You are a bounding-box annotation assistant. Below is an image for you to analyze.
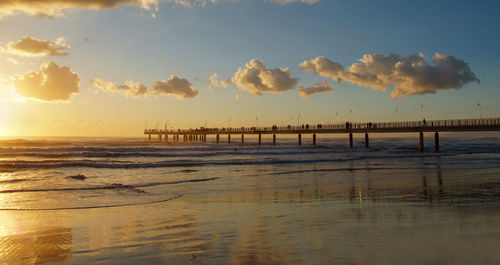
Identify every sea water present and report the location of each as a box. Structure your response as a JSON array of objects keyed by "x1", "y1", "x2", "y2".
[{"x1": 0, "y1": 133, "x2": 499, "y2": 264}]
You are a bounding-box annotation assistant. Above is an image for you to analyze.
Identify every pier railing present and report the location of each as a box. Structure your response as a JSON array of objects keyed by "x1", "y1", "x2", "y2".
[{"x1": 145, "y1": 118, "x2": 500, "y2": 135}]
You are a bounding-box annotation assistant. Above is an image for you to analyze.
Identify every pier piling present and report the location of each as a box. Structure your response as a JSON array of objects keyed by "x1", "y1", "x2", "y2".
[
  {"x1": 241, "y1": 134, "x2": 244, "y2": 143},
  {"x1": 228, "y1": 134, "x2": 231, "y2": 144},
  {"x1": 259, "y1": 133, "x2": 262, "y2": 146},
  {"x1": 273, "y1": 134, "x2": 276, "y2": 146},
  {"x1": 298, "y1": 133, "x2": 302, "y2": 146},
  {"x1": 313, "y1": 133, "x2": 316, "y2": 146},
  {"x1": 349, "y1": 133, "x2": 353, "y2": 148},
  {"x1": 216, "y1": 134, "x2": 220, "y2": 144},
  {"x1": 365, "y1": 133, "x2": 369, "y2": 148},
  {"x1": 434, "y1": 132, "x2": 439, "y2": 152}
]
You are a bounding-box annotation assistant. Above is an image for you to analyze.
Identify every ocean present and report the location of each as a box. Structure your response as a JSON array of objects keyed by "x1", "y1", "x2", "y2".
[{"x1": 0, "y1": 133, "x2": 499, "y2": 264}]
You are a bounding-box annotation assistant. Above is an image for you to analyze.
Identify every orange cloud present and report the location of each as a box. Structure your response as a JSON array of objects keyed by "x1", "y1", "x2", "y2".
[
  {"x1": 13, "y1": 61, "x2": 80, "y2": 101},
  {"x1": 92, "y1": 78, "x2": 148, "y2": 97},
  {"x1": 7, "y1": 36, "x2": 70, "y2": 57},
  {"x1": 0, "y1": 0, "x2": 158, "y2": 18}
]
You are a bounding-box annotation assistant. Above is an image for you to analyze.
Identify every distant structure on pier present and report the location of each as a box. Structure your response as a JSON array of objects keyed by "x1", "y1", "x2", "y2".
[{"x1": 145, "y1": 118, "x2": 500, "y2": 152}]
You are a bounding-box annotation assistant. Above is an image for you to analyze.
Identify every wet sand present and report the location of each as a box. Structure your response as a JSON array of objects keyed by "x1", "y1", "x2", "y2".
[{"x1": 1, "y1": 167, "x2": 499, "y2": 264}]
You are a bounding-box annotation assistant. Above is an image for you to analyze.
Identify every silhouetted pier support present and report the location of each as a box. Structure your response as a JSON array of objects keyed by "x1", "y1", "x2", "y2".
[
  {"x1": 148, "y1": 135, "x2": 151, "y2": 141},
  {"x1": 165, "y1": 134, "x2": 168, "y2": 143},
  {"x1": 259, "y1": 133, "x2": 262, "y2": 146},
  {"x1": 434, "y1": 132, "x2": 439, "y2": 152},
  {"x1": 228, "y1": 134, "x2": 231, "y2": 144},
  {"x1": 364, "y1": 132, "x2": 369, "y2": 148},
  {"x1": 273, "y1": 134, "x2": 276, "y2": 146},
  {"x1": 216, "y1": 134, "x2": 220, "y2": 143},
  {"x1": 349, "y1": 132, "x2": 353, "y2": 148},
  {"x1": 419, "y1": 132, "x2": 424, "y2": 152},
  {"x1": 158, "y1": 135, "x2": 162, "y2": 142},
  {"x1": 313, "y1": 133, "x2": 317, "y2": 146},
  {"x1": 241, "y1": 134, "x2": 244, "y2": 143},
  {"x1": 298, "y1": 133, "x2": 302, "y2": 146}
]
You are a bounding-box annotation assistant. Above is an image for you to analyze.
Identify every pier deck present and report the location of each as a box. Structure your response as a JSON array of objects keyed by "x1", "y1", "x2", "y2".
[
  {"x1": 145, "y1": 118, "x2": 500, "y2": 135},
  {"x1": 144, "y1": 118, "x2": 500, "y2": 151}
]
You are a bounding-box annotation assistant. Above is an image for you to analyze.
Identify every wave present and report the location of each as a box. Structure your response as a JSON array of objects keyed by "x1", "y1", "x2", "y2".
[
  {"x1": 0, "y1": 178, "x2": 29, "y2": 184},
  {"x1": 0, "y1": 147, "x2": 357, "y2": 159},
  {"x1": 1, "y1": 151, "x2": 497, "y2": 170},
  {"x1": 0, "y1": 177, "x2": 219, "y2": 194}
]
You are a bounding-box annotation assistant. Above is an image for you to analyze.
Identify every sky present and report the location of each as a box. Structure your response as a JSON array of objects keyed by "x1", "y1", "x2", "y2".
[{"x1": 0, "y1": 0, "x2": 499, "y2": 137}]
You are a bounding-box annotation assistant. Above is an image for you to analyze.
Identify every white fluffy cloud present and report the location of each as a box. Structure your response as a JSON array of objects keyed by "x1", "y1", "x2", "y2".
[
  {"x1": 0, "y1": 0, "x2": 159, "y2": 18},
  {"x1": 232, "y1": 59, "x2": 298, "y2": 96},
  {"x1": 12, "y1": 61, "x2": 80, "y2": 101},
  {"x1": 153, "y1": 75, "x2": 199, "y2": 99},
  {"x1": 209, "y1": 73, "x2": 232, "y2": 88},
  {"x1": 92, "y1": 78, "x2": 148, "y2": 97},
  {"x1": 299, "y1": 53, "x2": 479, "y2": 98},
  {"x1": 297, "y1": 81, "x2": 333, "y2": 98},
  {"x1": 91, "y1": 75, "x2": 198, "y2": 99},
  {"x1": 7, "y1": 36, "x2": 70, "y2": 57}
]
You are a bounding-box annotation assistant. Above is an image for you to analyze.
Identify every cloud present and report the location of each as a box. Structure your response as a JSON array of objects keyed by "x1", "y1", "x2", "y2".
[
  {"x1": 298, "y1": 56, "x2": 344, "y2": 81},
  {"x1": 299, "y1": 53, "x2": 479, "y2": 98},
  {"x1": 0, "y1": 0, "x2": 159, "y2": 18},
  {"x1": 12, "y1": 61, "x2": 80, "y2": 101},
  {"x1": 297, "y1": 81, "x2": 333, "y2": 98},
  {"x1": 209, "y1": 73, "x2": 232, "y2": 88},
  {"x1": 232, "y1": 59, "x2": 298, "y2": 96},
  {"x1": 7, "y1": 36, "x2": 70, "y2": 57},
  {"x1": 235, "y1": 94, "x2": 243, "y2": 100},
  {"x1": 92, "y1": 78, "x2": 148, "y2": 97},
  {"x1": 0, "y1": 0, "x2": 318, "y2": 18},
  {"x1": 271, "y1": 0, "x2": 321, "y2": 4},
  {"x1": 153, "y1": 75, "x2": 199, "y2": 99},
  {"x1": 92, "y1": 75, "x2": 198, "y2": 99}
]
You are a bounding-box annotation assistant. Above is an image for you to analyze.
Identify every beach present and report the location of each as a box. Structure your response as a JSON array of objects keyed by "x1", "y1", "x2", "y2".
[{"x1": 0, "y1": 134, "x2": 499, "y2": 264}]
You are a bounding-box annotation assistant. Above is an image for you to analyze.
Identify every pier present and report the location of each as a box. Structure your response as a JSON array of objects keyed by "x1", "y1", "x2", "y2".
[{"x1": 144, "y1": 118, "x2": 500, "y2": 152}]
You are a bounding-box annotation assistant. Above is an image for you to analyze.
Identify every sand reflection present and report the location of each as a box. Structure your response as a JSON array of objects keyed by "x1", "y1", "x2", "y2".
[{"x1": 0, "y1": 226, "x2": 72, "y2": 264}]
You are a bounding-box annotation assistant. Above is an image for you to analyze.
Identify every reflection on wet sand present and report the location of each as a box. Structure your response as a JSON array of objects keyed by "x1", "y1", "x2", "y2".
[
  {"x1": 0, "y1": 162, "x2": 499, "y2": 264},
  {"x1": 0, "y1": 227, "x2": 72, "y2": 265},
  {"x1": 66, "y1": 204, "x2": 212, "y2": 264}
]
